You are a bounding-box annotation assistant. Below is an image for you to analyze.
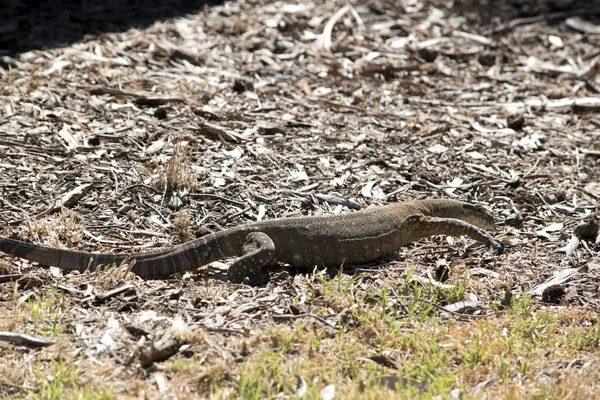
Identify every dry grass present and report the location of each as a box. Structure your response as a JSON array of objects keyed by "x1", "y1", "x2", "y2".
[
  {"x1": 2, "y1": 269, "x2": 598, "y2": 399},
  {"x1": 18, "y1": 211, "x2": 83, "y2": 248}
]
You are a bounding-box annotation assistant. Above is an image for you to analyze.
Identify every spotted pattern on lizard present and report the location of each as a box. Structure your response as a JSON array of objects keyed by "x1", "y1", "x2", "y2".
[{"x1": 0, "y1": 199, "x2": 503, "y2": 283}]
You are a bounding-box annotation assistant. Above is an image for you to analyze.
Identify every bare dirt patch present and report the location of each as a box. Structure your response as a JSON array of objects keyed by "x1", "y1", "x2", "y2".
[{"x1": 1, "y1": 0, "x2": 599, "y2": 398}]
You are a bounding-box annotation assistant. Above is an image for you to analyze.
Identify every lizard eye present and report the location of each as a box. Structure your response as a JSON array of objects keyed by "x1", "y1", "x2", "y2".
[
  {"x1": 463, "y1": 204, "x2": 495, "y2": 226},
  {"x1": 467, "y1": 204, "x2": 485, "y2": 214}
]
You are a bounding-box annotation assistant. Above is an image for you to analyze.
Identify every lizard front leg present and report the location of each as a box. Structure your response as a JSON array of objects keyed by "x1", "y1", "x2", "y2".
[
  {"x1": 415, "y1": 216, "x2": 504, "y2": 254},
  {"x1": 228, "y1": 232, "x2": 276, "y2": 283}
]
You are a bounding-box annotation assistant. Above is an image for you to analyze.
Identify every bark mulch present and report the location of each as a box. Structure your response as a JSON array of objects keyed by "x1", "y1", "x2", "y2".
[{"x1": 0, "y1": 0, "x2": 599, "y2": 397}]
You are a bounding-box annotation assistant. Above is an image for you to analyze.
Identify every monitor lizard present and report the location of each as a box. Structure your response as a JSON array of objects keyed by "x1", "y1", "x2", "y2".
[{"x1": 0, "y1": 199, "x2": 503, "y2": 283}]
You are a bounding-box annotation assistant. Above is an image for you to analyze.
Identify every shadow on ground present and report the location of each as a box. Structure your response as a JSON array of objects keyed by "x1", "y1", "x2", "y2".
[
  {"x1": 0, "y1": 0, "x2": 226, "y2": 55},
  {"x1": 456, "y1": 0, "x2": 600, "y2": 20},
  {"x1": 3, "y1": 0, "x2": 598, "y2": 55}
]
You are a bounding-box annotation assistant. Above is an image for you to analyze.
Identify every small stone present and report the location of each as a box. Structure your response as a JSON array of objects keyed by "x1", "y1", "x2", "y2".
[
  {"x1": 541, "y1": 285, "x2": 566, "y2": 304},
  {"x1": 507, "y1": 114, "x2": 525, "y2": 130}
]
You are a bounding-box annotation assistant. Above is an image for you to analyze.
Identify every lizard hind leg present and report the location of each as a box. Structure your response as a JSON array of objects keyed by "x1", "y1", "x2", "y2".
[{"x1": 227, "y1": 232, "x2": 276, "y2": 284}]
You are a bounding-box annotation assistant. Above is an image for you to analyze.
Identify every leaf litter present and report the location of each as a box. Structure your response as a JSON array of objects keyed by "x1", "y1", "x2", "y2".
[{"x1": 1, "y1": 0, "x2": 600, "y2": 398}]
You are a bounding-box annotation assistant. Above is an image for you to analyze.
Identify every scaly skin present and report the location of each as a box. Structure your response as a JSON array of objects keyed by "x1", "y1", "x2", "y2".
[{"x1": 0, "y1": 199, "x2": 503, "y2": 282}]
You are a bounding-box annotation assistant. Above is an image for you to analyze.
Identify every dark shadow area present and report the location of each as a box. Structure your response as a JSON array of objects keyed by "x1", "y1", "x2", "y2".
[
  {"x1": 0, "y1": 0, "x2": 226, "y2": 55},
  {"x1": 453, "y1": 0, "x2": 600, "y2": 25}
]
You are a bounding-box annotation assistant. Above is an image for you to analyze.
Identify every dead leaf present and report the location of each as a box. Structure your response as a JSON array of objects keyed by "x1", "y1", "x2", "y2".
[
  {"x1": 320, "y1": 384, "x2": 335, "y2": 400},
  {"x1": 427, "y1": 144, "x2": 448, "y2": 154},
  {"x1": 530, "y1": 269, "x2": 580, "y2": 296},
  {"x1": 296, "y1": 375, "x2": 307, "y2": 398}
]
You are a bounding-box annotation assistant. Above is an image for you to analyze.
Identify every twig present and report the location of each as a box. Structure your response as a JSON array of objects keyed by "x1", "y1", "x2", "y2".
[
  {"x1": 200, "y1": 326, "x2": 248, "y2": 336},
  {"x1": 0, "y1": 381, "x2": 38, "y2": 393},
  {"x1": 488, "y1": 8, "x2": 600, "y2": 35},
  {"x1": 188, "y1": 193, "x2": 247, "y2": 208},
  {"x1": 0, "y1": 274, "x2": 22, "y2": 283},
  {"x1": 285, "y1": 191, "x2": 362, "y2": 210},
  {"x1": 271, "y1": 313, "x2": 339, "y2": 330},
  {"x1": 221, "y1": 206, "x2": 253, "y2": 222},
  {"x1": 0, "y1": 332, "x2": 54, "y2": 347},
  {"x1": 395, "y1": 296, "x2": 497, "y2": 319},
  {"x1": 94, "y1": 284, "x2": 136, "y2": 303}
]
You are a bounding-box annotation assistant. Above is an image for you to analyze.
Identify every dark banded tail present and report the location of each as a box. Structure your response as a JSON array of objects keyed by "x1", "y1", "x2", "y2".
[
  {"x1": 0, "y1": 228, "x2": 247, "y2": 279},
  {"x1": 0, "y1": 237, "x2": 174, "y2": 274}
]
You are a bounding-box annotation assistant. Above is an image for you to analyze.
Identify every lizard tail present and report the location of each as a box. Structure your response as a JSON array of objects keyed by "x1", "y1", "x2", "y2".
[
  {"x1": 127, "y1": 229, "x2": 246, "y2": 278},
  {"x1": 0, "y1": 237, "x2": 174, "y2": 275},
  {"x1": 0, "y1": 228, "x2": 247, "y2": 279}
]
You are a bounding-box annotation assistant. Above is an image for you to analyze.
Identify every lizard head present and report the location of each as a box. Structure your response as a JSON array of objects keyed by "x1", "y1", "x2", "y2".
[{"x1": 460, "y1": 203, "x2": 496, "y2": 230}]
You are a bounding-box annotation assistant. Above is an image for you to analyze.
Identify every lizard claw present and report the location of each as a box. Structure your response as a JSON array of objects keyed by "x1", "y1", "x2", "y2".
[{"x1": 486, "y1": 239, "x2": 505, "y2": 255}]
